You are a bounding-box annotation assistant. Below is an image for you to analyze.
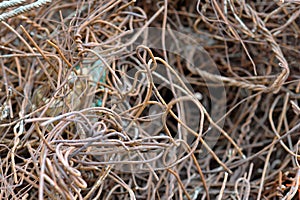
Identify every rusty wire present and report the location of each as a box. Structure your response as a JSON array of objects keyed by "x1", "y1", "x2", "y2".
[{"x1": 0, "y1": 0, "x2": 300, "y2": 199}]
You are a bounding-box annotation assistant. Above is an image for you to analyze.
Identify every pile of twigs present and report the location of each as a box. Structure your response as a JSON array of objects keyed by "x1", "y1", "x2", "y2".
[{"x1": 0, "y1": 0, "x2": 299, "y2": 199}]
